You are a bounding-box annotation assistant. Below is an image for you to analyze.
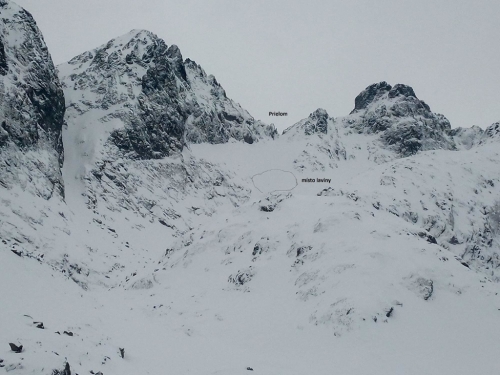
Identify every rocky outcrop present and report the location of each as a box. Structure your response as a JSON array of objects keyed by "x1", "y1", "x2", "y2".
[
  {"x1": 345, "y1": 82, "x2": 456, "y2": 157},
  {"x1": 183, "y1": 58, "x2": 277, "y2": 144},
  {"x1": 351, "y1": 81, "x2": 392, "y2": 112},
  {"x1": 281, "y1": 109, "x2": 348, "y2": 172},
  {"x1": 58, "y1": 30, "x2": 276, "y2": 160},
  {"x1": 0, "y1": 0, "x2": 65, "y2": 198},
  {"x1": 479, "y1": 121, "x2": 500, "y2": 145},
  {"x1": 283, "y1": 108, "x2": 329, "y2": 136}
]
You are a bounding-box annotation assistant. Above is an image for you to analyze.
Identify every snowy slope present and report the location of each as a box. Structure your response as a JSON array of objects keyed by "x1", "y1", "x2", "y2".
[
  {"x1": 3, "y1": 134, "x2": 500, "y2": 374},
  {"x1": 192, "y1": 114, "x2": 500, "y2": 278}
]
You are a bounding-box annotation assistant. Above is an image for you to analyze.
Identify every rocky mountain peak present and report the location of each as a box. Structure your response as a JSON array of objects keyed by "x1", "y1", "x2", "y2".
[
  {"x1": 282, "y1": 108, "x2": 331, "y2": 136},
  {"x1": 166, "y1": 44, "x2": 187, "y2": 81},
  {"x1": 388, "y1": 83, "x2": 418, "y2": 100},
  {"x1": 166, "y1": 44, "x2": 182, "y2": 60},
  {"x1": 351, "y1": 81, "x2": 430, "y2": 117},
  {"x1": 310, "y1": 108, "x2": 329, "y2": 120},
  {"x1": 59, "y1": 30, "x2": 276, "y2": 161},
  {"x1": 307, "y1": 108, "x2": 329, "y2": 134},
  {"x1": 126, "y1": 28, "x2": 157, "y2": 41},
  {"x1": 352, "y1": 81, "x2": 392, "y2": 112},
  {"x1": 344, "y1": 82, "x2": 455, "y2": 157}
]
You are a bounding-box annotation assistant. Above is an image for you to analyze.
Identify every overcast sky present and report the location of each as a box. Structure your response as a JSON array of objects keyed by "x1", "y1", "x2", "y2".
[{"x1": 15, "y1": 0, "x2": 500, "y2": 133}]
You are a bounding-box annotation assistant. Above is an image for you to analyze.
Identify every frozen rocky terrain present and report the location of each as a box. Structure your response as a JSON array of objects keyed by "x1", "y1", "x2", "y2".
[{"x1": 1, "y1": 1, "x2": 500, "y2": 374}]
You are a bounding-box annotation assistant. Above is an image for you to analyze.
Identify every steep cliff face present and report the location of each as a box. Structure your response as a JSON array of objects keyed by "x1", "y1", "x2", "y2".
[
  {"x1": 0, "y1": 3, "x2": 73, "y2": 333},
  {"x1": 58, "y1": 29, "x2": 276, "y2": 162},
  {"x1": 0, "y1": 0, "x2": 65, "y2": 198},
  {"x1": 344, "y1": 82, "x2": 456, "y2": 157}
]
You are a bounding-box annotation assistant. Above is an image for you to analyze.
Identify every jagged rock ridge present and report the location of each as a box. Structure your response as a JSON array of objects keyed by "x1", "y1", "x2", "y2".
[
  {"x1": 283, "y1": 108, "x2": 329, "y2": 136},
  {"x1": 345, "y1": 81, "x2": 455, "y2": 157},
  {"x1": 282, "y1": 82, "x2": 468, "y2": 163}
]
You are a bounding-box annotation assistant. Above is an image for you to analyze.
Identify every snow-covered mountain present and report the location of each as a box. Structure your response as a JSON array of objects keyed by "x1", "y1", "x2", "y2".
[
  {"x1": 58, "y1": 29, "x2": 276, "y2": 161},
  {"x1": 345, "y1": 81, "x2": 455, "y2": 157},
  {"x1": 1, "y1": 2, "x2": 500, "y2": 374},
  {"x1": 279, "y1": 84, "x2": 500, "y2": 277}
]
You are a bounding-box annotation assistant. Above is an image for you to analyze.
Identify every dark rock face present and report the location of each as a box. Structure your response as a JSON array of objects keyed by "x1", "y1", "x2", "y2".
[
  {"x1": 346, "y1": 82, "x2": 456, "y2": 157},
  {"x1": 282, "y1": 108, "x2": 330, "y2": 136},
  {"x1": 166, "y1": 45, "x2": 187, "y2": 81},
  {"x1": 352, "y1": 81, "x2": 392, "y2": 112},
  {"x1": 52, "y1": 362, "x2": 71, "y2": 375},
  {"x1": 307, "y1": 108, "x2": 329, "y2": 135},
  {"x1": 59, "y1": 30, "x2": 276, "y2": 160},
  {"x1": 388, "y1": 84, "x2": 417, "y2": 100},
  {"x1": 125, "y1": 38, "x2": 185, "y2": 158},
  {"x1": 0, "y1": 1, "x2": 65, "y2": 197},
  {"x1": 8, "y1": 343, "x2": 22, "y2": 353},
  {"x1": 0, "y1": 3, "x2": 65, "y2": 153},
  {"x1": 228, "y1": 268, "x2": 254, "y2": 286},
  {"x1": 180, "y1": 58, "x2": 277, "y2": 145},
  {"x1": 0, "y1": 39, "x2": 7, "y2": 75}
]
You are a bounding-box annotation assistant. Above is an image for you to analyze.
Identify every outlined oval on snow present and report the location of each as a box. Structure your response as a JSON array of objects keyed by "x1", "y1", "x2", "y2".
[{"x1": 251, "y1": 169, "x2": 298, "y2": 194}]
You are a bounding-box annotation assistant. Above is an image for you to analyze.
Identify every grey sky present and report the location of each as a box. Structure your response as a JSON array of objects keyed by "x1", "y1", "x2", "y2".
[{"x1": 15, "y1": 0, "x2": 500, "y2": 133}]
